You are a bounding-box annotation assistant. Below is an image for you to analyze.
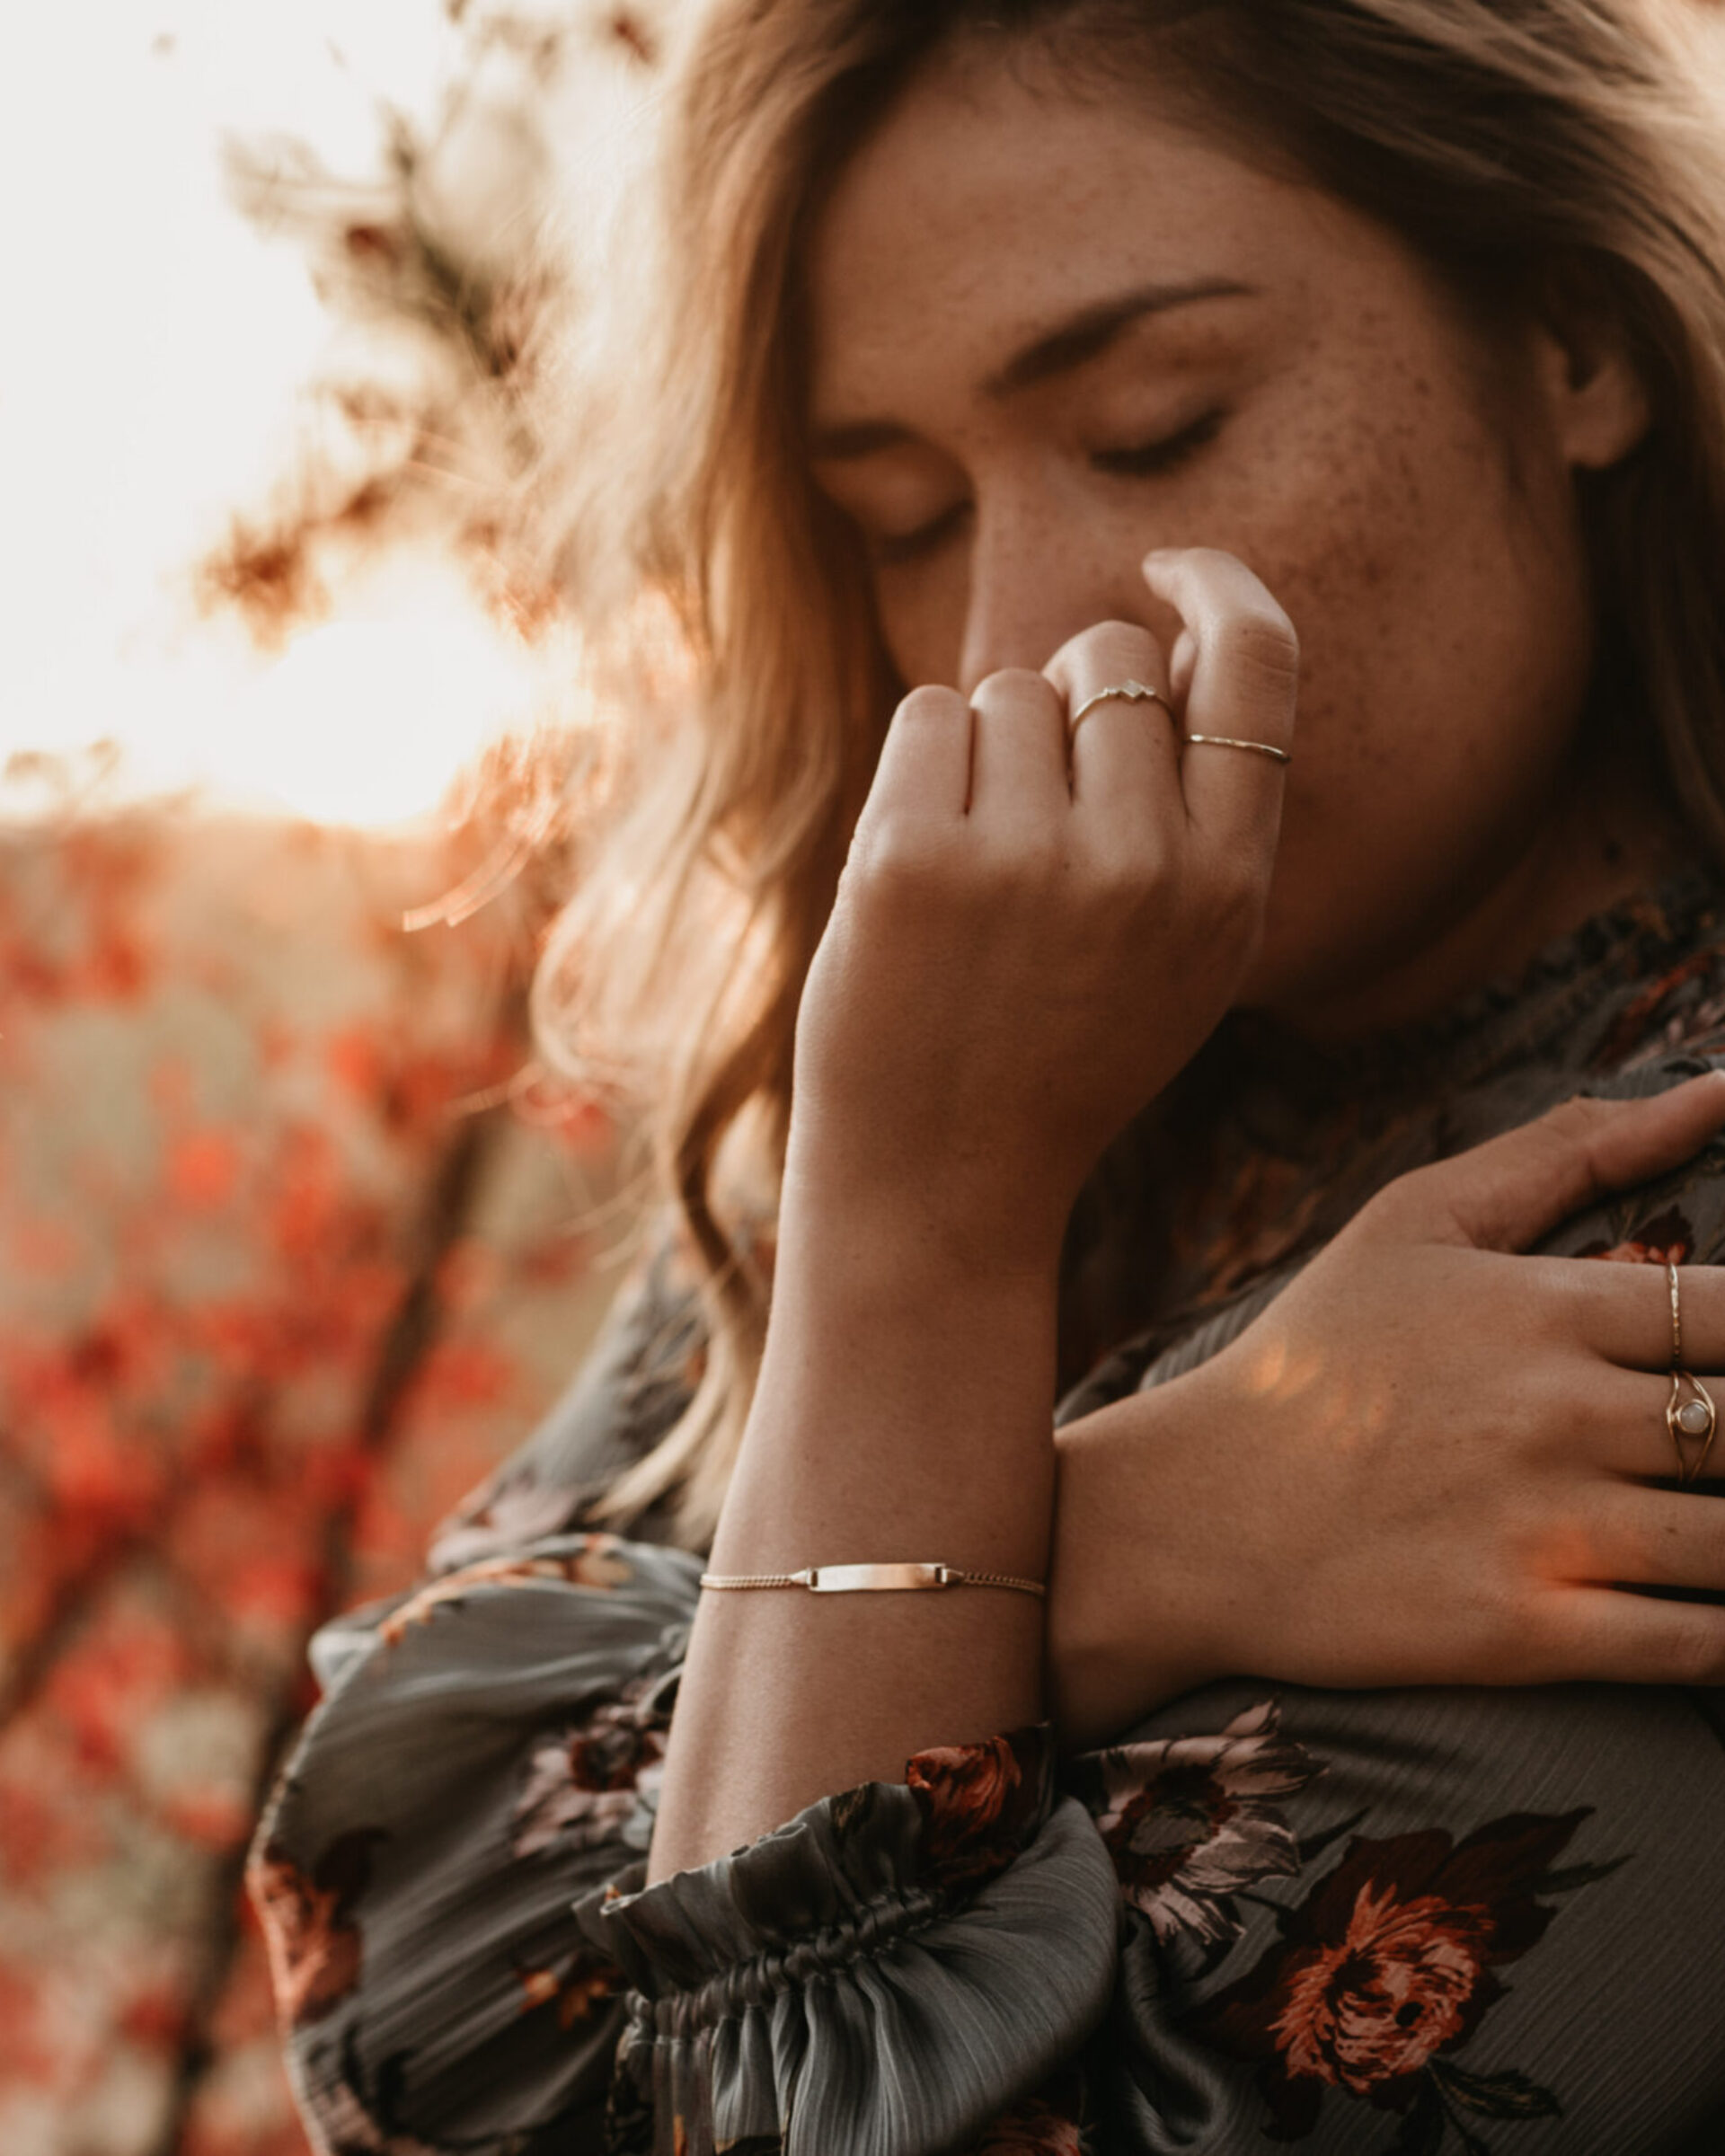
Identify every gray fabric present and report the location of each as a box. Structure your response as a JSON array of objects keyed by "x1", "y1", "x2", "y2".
[
  {"x1": 251, "y1": 875, "x2": 1725, "y2": 2155},
  {"x1": 581, "y1": 1794, "x2": 1121, "y2": 2156}
]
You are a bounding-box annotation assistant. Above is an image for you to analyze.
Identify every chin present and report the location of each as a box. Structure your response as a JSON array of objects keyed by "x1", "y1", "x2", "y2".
[
  {"x1": 1229, "y1": 887, "x2": 1334, "y2": 1021},
  {"x1": 1228, "y1": 876, "x2": 1410, "y2": 1037}
]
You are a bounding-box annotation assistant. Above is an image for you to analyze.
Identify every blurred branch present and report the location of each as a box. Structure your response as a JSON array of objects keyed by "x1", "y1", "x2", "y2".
[{"x1": 198, "y1": 3, "x2": 673, "y2": 650}]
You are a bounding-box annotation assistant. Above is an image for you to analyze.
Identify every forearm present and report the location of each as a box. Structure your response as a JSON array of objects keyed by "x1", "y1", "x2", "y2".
[{"x1": 646, "y1": 1180, "x2": 1059, "y2": 1881}]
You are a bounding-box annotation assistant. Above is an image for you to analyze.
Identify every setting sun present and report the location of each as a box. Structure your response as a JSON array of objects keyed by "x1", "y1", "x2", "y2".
[{"x1": 2, "y1": 0, "x2": 658, "y2": 826}]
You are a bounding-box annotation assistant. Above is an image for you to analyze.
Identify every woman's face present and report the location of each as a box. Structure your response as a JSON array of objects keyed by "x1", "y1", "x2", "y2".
[{"x1": 804, "y1": 43, "x2": 1656, "y2": 1031}]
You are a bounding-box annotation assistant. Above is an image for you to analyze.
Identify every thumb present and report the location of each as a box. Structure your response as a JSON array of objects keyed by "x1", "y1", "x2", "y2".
[{"x1": 1367, "y1": 1071, "x2": 1725, "y2": 1252}]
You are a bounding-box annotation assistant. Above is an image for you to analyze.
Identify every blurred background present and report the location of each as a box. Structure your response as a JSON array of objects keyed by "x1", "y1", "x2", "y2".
[{"x1": 1, "y1": 4, "x2": 686, "y2": 2148}]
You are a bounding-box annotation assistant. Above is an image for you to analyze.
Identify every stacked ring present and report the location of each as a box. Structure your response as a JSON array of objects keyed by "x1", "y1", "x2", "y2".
[
  {"x1": 1067, "y1": 679, "x2": 1291, "y2": 763},
  {"x1": 1069, "y1": 678, "x2": 1170, "y2": 730},
  {"x1": 1665, "y1": 1260, "x2": 1717, "y2": 1484}
]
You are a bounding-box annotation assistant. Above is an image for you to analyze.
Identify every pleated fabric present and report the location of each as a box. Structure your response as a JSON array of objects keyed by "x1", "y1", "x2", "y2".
[{"x1": 582, "y1": 1785, "x2": 1119, "y2": 2156}]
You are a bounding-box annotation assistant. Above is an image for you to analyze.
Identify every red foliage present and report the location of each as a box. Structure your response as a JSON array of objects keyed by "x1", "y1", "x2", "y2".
[{"x1": 0, "y1": 815, "x2": 615, "y2": 2150}]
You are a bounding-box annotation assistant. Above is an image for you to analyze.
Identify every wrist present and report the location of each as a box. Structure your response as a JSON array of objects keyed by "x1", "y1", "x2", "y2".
[
  {"x1": 713, "y1": 1171, "x2": 1061, "y2": 1584},
  {"x1": 780, "y1": 1128, "x2": 1070, "y2": 1293},
  {"x1": 1048, "y1": 1377, "x2": 1245, "y2": 1747},
  {"x1": 766, "y1": 1180, "x2": 1061, "y2": 1418}
]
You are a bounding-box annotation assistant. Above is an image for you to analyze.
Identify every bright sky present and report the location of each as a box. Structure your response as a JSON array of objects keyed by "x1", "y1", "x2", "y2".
[
  {"x1": 0, "y1": 1, "x2": 597, "y2": 826},
  {"x1": 11, "y1": 3, "x2": 1724, "y2": 832}
]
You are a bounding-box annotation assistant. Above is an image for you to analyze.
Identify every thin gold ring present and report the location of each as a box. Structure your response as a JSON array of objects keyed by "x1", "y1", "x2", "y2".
[
  {"x1": 1665, "y1": 1260, "x2": 1717, "y2": 1484},
  {"x1": 1069, "y1": 679, "x2": 1170, "y2": 732},
  {"x1": 1184, "y1": 732, "x2": 1292, "y2": 766}
]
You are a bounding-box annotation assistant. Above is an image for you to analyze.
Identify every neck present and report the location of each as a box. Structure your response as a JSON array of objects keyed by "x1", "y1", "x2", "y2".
[{"x1": 1252, "y1": 743, "x2": 1699, "y2": 1048}]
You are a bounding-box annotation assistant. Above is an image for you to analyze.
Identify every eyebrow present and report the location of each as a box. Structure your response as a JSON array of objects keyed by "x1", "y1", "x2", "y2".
[{"x1": 809, "y1": 277, "x2": 1257, "y2": 461}]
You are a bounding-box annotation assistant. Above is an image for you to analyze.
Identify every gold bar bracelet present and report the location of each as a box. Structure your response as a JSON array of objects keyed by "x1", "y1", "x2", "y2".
[{"x1": 698, "y1": 1561, "x2": 1045, "y2": 1597}]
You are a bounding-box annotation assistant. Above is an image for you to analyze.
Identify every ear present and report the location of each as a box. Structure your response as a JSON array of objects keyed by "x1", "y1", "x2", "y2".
[{"x1": 1528, "y1": 275, "x2": 1652, "y2": 472}]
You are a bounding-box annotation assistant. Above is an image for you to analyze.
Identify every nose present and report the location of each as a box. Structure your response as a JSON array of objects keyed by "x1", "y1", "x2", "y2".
[{"x1": 955, "y1": 493, "x2": 1152, "y2": 696}]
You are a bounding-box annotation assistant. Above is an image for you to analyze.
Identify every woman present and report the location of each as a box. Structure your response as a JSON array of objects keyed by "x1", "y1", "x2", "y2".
[{"x1": 252, "y1": 3, "x2": 1725, "y2": 2151}]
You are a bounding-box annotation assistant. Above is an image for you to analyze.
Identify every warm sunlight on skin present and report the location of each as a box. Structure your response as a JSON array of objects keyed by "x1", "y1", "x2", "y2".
[
  {"x1": 805, "y1": 41, "x2": 1684, "y2": 1041},
  {"x1": 1239, "y1": 1334, "x2": 1322, "y2": 1402},
  {"x1": 1, "y1": 2, "x2": 564, "y2": 827},
  {"x1": 1537, "y1": 1517, "x2": 1616, "y2": 1587},
  {"x1": 1239, "y1": 1337, "x2": 1394, "y2": 1437}
]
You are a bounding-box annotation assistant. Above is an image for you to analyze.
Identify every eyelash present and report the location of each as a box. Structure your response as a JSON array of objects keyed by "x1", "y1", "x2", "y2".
[
  {"x1": 1091, "y1": 405, "x2": 1227, "y2": 479},
  {"x1": 869, "y1": 505, "x2": 970, "y2": 570},
  {"x1": 865, "y1": 407, "x2": 1228, "y2": 568}
]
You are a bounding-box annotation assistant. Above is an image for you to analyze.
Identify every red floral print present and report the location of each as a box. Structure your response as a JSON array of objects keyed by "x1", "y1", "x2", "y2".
[
  {"x1": 971, "y1": 2096, "x2": 1087, "y2": 2153},
  {"x1": 971, "y1": 2062, "x2": 1092, "y2": 2152},
  {"x1": 514, "y1": 1949, "x2": 620, "y2": 2028},
  {"x1": 1189, "y1": 1809, "x2": 1613, "y2": 2143},
  {"x1": 1272, "y1": 1880, "x2": 1490, "y2": 2090},
  {"x1": 251, "y1": 1830, "x2": 385, "y2": 2027},
  {"x1": 905, "y1": 1725, "x2": 1050, "y2": 1895},
  {"x1": 1590, "y1": 948, "x2": 1717, "y2": 1068},
  {"x1": 1575, "y1": 1204, "x2": 1694, "y2": 1267},
  {"x1": 511, "y1": 1667, "x2": 671, "y2": 1857}
]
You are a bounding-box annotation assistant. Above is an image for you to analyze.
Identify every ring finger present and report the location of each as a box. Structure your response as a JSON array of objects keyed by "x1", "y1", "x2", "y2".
[
  {"x1": 1588, "y1": 1365, "x2": 1723, "y2": 1483},
  {"x1": 1557, "y1": 1256, "x2": 1725, "y2": 1374},
  {"x1": 1042, "y1": 618, "x2": 1181, "y2": 835},
  {"x1": 1587, "y1": 1482, "x2": 1725, "y2": 1594}
]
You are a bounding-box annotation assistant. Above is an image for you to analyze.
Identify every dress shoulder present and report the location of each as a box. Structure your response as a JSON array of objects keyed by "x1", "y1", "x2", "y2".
[{"x1": 429, "y1": 1224, "x2": 709, "y2": 1576}]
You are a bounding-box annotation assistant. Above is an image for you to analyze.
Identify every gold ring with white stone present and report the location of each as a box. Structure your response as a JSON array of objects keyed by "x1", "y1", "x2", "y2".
[{"x1": 1666, "y1": 1260, "x2": 1717, "y2": 1484}]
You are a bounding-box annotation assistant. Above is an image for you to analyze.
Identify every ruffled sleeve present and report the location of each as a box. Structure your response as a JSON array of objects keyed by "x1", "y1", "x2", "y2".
[
  {"x1": 252, "y1": 1231, "x2": 1121, "y2": 2155},
  {"x1": 254, "y1": 1542, "x2": 1120, "y2": 2156},
  {"x1": 579, "y1": 1725, "x2": 1121, "y2": 2156},
  {"x1": 249, "y1": 1530, "x2": 704, "y2": 2154}
]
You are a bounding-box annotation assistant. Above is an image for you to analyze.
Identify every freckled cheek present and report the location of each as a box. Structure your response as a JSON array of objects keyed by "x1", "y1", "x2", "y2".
[{"x1": 1215, "y1": 421, "x2": 1535, "y2": 811}]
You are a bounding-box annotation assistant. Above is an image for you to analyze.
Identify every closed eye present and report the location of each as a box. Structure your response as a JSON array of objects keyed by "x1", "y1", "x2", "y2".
[
  {"x1": 858, "y1": 405, "x2": 1227, "y2": 565},
  {"x1": 1091, "y1": 406, "x2": 1227, "y2": 478},
  {"x1": 866, "y1": 499, "x2": 973, "y2": 569}
]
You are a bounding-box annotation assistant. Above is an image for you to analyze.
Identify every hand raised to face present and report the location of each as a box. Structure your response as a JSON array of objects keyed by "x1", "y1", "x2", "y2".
[{"x1": 786, "y1": 546, "x2": 1296, "y2": 1275}]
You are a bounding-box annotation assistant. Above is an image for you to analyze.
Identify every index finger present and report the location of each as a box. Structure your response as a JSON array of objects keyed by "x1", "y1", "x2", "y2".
[{"x1": 1141, "y1": 548, "x2": 1297, "y2": 852}]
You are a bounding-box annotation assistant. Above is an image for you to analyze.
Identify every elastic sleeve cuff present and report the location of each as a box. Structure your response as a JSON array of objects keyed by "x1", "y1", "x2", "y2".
[{"x1": 578, "y1": 1730, "x2": 1121, "y2": 2156}]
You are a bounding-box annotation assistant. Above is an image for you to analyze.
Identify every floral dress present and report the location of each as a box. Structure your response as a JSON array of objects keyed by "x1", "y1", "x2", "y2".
[{"x1": 251, "y1": 876, "x2": 1725, "y2": 2156}]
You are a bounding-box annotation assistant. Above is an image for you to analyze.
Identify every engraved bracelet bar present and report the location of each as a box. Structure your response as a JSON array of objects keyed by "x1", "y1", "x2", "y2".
[{"x1": 698, "y1": 1561, "x2": 1046, "y2": 1596}]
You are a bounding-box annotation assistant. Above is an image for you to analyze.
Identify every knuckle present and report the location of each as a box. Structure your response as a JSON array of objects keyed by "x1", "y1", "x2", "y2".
[
  {"x1": 849, "y1": 817, "x2": 952, "y2": 896},
  {"x1": 894, "y1": 683, "x2": 967, "y2": 729},
  {"x1": 1663, "y1": 1610, "x2": 1725, "y2": 1685},
  {"x1": 1510, "y1": 1595, "x2": 1578, "y2": 1684},
  {"x1": 1084, "y1": 842, "x2": 1168, "y2": 907},
  {"x1": 1048, "y1": 618, "x2": 1162, "y2": 684},
  {"x1": 1196, "y1": 860, "x2": 1269, "y2": 959},
  {"x1": 1215, "y1": 605, "x2": 1301, "y2": 684},
  {"x1": 989, "y1": 832, "x2": 1065, "y2": 888},
  {"x1": 1208, "y1": 847, "x2": 1272, "y2": 916},
  {"x1": 973, "y1": 665, "x2": 1057, "y2": 711},
  {"x1": 1496, "y1": 1259, "x2": 1572, "y2": 1346},
  {"x1": 1536, "y1": 1094, "x2": 1615, "y2": 1148},
  {"x1": 1355, "y1": 1168, "x2": 1430, "y2": 1238},
  {"x1": 1084, "y1": 619, "x2": 1161, "y2": 670}
]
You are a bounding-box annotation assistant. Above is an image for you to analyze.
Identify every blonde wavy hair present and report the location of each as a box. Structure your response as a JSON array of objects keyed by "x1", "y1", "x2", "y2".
[{"x1": 536, "y1": 0, "x2": 1725, "y2": 1547}]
